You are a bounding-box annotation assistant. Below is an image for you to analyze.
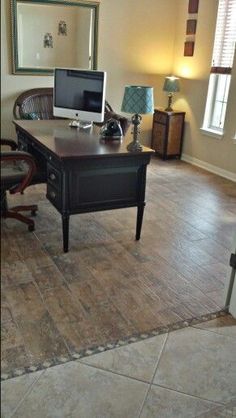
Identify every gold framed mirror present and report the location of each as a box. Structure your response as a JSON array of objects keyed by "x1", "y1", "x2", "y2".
[{"x1": 11, "y1": 0, "x2": 99, "y2": 75}]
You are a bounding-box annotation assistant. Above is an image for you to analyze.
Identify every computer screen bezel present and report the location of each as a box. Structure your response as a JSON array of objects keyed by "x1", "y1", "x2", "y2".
[{"x1": 53, "y1": 67, "x2": 107, "y2": 123}]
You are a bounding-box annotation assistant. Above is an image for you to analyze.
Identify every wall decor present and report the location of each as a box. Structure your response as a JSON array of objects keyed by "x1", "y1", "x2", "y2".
[
  {"x1": 188, "y1": 0, "x2": 199, "y2": 13},
  {"x1": 184, "y1": 41, "x2": 194, "y2": 57},
  {"x1": 11, "y1": 0, "x2": 99, "y2": 75},
  {"x1": 43, "y1": 32, "x2": 53, "y2": 48},
  {"x1": 58, "y1": 20, "x2": 67, "y2": 36},
  {"x1": 184, "y1": 0, "x2": 199, "y2": 56},
  {"x1": 186, "y1": 19, "x2": 197, "y2": 35},
  {"x1": 44, "y1": 33, "x2": 53, "y2": 48}
]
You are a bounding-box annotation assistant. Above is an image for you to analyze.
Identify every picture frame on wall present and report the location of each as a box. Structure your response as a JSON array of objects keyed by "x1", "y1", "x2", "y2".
[
  {"x1": 186, "y1": 19, "x2": 197, "y2": 35},
  {"x1": 188, "y1": 0, "x2": 199, "y2": 13},
  {"x1": 184, "y1": 41, "x2": 195, "y2": 56}
]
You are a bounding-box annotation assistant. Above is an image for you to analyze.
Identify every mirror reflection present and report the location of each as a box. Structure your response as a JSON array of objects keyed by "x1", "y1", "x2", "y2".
[{"x1": 12, "y1": 0, "x2": 99, "y2": 74}]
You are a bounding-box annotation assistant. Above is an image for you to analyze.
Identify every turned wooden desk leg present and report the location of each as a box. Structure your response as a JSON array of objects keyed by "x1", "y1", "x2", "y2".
[
  {"x1": 136, "y1": 203, "x2": 145, "y2": 240},
  {"x1": 62, "y1": 214, "x2": 69, "y2": 253}
]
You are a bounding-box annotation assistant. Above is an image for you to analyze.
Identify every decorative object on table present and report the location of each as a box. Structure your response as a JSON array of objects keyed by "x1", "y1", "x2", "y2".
[
  {"x1": 100, "y1": 118, "x2": 123, "y2": 138},
  {"x1": 44, "y1": 33, "x2": 53, "y2": 48},
  {"x1": 121, "y1": 85, "x2": 154, "y2": 152},
  {"x1": 58, "y1": 20, "x2": 67, "y2": 36},
  {"x1": 163, "y1": 76, "x2": 180, "y2": 112}
]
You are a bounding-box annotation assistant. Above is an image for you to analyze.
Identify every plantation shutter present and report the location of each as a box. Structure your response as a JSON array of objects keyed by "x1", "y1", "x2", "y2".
[{"x1": 211, "y1": 0, "x2": 236, "y2": 75}]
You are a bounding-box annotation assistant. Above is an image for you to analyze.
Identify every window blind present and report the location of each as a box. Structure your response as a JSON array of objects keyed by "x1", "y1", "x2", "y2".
[{"x1": 211, "y1": 0, "x2": 236, "y2": 74}]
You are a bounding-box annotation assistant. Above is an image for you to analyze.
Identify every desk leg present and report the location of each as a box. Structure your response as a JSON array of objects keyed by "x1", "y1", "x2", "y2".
[
  {"x1": 62, "y1": 214, "x2": 69, "y2": 253},
  {"x1": 136, "y1": 203, "x2": 145, "y2": 240}
]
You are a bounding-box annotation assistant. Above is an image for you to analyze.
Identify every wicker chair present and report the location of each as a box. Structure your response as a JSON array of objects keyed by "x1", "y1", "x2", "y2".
[
  {"x1": 13, "y1": 88, "x2": 130, "y2": 135},
  {"x1": 13, "y1": 88, "x2": 55, "y2": 120},
  {"x1": 1, "y1": 139, "x2": 38, "y2": 231}
]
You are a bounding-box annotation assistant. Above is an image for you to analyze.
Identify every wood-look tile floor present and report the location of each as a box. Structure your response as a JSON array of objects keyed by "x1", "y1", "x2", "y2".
[{"x1": 1, "y1": 158, "x2": 236, "y2": 375}]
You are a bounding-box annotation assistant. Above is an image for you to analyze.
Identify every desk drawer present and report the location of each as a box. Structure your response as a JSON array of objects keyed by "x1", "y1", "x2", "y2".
[
  {"x1": 47, "y1": 163, "x2": 62, "y2": 189},
  {"x1": 47, "y1": 184, "x2": 62, "y2": 210},
  {"x1": 18, "y1": 135, "x2": 47, "y2": 177}
]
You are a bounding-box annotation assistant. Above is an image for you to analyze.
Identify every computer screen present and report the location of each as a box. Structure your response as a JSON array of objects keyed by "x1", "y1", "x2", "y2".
[{"x1": 53, "y1": 68, "x2": 107, "y2": 126}]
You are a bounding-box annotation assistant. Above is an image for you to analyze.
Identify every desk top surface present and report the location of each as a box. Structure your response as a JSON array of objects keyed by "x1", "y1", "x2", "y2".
[{"x1": 14, "y1": 120, "x2": 154, "y2": 160}]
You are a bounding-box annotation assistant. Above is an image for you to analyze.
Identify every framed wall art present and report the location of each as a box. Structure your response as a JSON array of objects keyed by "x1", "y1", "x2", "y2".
[
  {"x1": 184, "y1": 41, "x2": 195, "y2": 57},
  {"x1": 188, "y1": 0, "x2": 199, "y2": 14},
  {"x1": 186, "y1": 19, "x2": 197, "y2": 35}
]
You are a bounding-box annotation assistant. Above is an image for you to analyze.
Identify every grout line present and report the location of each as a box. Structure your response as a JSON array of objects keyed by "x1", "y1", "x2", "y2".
[
  {"x1": 76, "y1": 360, "x2": 151, "y2": 386},
  {"x1": 150, "y1": 382, "x2": 227, "y2": 407},
  {"x1": 79, "y1": 332, "x2": 168, "y2": 385},
  {"x1": 137, "y1": 332, "x2": 169, "y2": 418},
  {"x1": 190, "y1": 324, "x2": 236, "y2": 340},
  {"x1": 9, "y1": 370, "x2": 46, "y2": 418}
]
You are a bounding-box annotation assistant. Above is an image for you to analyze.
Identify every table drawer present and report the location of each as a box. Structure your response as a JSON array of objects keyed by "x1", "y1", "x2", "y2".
[
  {"x1": 153, "y1": 112, "x2": 167, "y2": 124},
  {"x1": 46, "y1": 184, "x2": 62, "y2": 210},
  {"x1": 47, "y1": 163, "x2": 62, "y2": 189}
]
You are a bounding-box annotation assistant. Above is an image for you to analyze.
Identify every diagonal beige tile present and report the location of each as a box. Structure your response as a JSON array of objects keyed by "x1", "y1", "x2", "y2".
[
  {"x1": 197, "y1": 399, "x2": 236, "y2": 417},
  {"x1": 80, "y1": 334, "x2": 167, "y2": 382},
  {"x1": 153, "y1": 327, "x2": 236, "y2": 404},
  {"x1": 193, "y1": 316, "x2": 236, "y2": 339},
  {"x1": 1, "y1": 371, "x2": 43, "y2": 418},
  {"x1": 140, "y1": 385, "x2": 222, "y2": 418},
  {"x1": 13, "y1": 361, "x2": 149, "y2": 418}
]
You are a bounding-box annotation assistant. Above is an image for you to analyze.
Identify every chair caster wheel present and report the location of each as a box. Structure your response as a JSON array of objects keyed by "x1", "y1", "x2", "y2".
[
  {"x1": 28, "y1": 224, "x2": 35, "y2": 232},
  {"x1": 31, "y1": 209, "x2": 37, "y2": 217}
]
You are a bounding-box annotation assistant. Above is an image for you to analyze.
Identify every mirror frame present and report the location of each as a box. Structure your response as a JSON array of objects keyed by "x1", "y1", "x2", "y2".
[{"x1": 11, "y1": 0, "x2": 99, "y2": 75}]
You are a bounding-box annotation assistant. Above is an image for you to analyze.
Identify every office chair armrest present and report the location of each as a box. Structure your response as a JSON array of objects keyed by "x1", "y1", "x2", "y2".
[
  {"x1": 1, "y1": 151, "x2": 37, "y2": 194},
  {"x1": 1, "y1": 138, "x2": 18, "y2": 150}
]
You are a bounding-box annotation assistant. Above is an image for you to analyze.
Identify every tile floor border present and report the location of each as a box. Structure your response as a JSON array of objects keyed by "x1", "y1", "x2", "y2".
[{"x1": 1, "y1": 309, "x2": 228, "y2": 382}]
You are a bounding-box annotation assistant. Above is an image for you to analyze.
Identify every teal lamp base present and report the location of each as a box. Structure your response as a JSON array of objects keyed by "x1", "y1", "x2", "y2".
[{"x1": 127, "y1": 114, "x2": 143, "y2": 152}]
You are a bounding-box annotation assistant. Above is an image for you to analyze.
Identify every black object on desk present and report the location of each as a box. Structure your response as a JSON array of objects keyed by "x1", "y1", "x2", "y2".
[
  {"x1": 14, "y1": 120, "x2": 154, "y2": 252},
  {"x1": 100, "y1": 118, "x2": 123, "y2": 138}
]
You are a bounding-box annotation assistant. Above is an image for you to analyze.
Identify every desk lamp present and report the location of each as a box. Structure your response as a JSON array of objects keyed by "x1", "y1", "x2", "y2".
[
  {"x1": 163, "y1": 76, "x2": 180, "y2": 112},
  {"x1": 121, "y1": 85, "x2": 154, "y2": 152}
]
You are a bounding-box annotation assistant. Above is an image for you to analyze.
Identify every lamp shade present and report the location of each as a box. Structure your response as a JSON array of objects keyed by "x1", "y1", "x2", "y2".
[
  {"x1": 121, "y1": 86, "x2": 154, "y2": 115},
  {"x1": 163, "y1": 76, "x2": 180, "y2": 93}
]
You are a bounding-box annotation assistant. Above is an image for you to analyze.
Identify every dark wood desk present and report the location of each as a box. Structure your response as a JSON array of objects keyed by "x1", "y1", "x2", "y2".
[{"x1": 14, "y1": 120, "x2": 154, "y2": 252}]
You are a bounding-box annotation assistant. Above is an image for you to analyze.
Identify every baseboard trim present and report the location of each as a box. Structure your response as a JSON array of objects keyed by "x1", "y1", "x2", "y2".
[{"x1": 181, "y1": 154, "x2": 236, "y2": 182}]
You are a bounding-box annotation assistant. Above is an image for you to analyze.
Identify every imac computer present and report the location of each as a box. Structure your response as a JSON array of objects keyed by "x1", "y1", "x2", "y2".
[{"x1": 53, "y1": 68, "x2": 107, "y2": 129}]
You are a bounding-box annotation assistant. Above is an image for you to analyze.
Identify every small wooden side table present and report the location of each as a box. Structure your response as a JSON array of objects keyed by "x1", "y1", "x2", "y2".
[{"x1": 151, "y1": 109, "x2": 185, "y2": 159}]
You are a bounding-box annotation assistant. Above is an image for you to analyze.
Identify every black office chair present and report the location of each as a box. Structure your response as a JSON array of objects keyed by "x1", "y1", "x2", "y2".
[{"x1": 1, "y1": 138, "x2": 38, "y2": 231}]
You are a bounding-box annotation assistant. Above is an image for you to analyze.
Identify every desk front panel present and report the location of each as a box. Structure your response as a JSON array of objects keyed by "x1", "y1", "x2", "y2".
[
  {"x1": 15, "y1": 121, "x2": 152, "y2": 216},
  {"x1": 46, "y1": 155, "x2": 150, "y2": 214}
]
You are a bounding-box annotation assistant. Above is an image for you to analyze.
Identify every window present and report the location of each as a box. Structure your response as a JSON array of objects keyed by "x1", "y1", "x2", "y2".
[{"x1": 202, "y1": 0, "x2": 236, "y2": 136}]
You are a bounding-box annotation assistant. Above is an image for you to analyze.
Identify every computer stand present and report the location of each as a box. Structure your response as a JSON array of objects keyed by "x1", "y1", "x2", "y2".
[{"x1": 69, "y1": 120, "x2": 92, "y2": 129}]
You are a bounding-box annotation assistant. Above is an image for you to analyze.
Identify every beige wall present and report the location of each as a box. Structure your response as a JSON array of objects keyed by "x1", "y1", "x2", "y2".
[
  {"x1": 1, "y1": 0, "x2": 235, "y2": 174},
  {"x1": 172, "y1": 0, "x2": 236, "y2": 174},
  {"x1": 98, "y1": 0, "x2": 177, "y2": 145}
]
